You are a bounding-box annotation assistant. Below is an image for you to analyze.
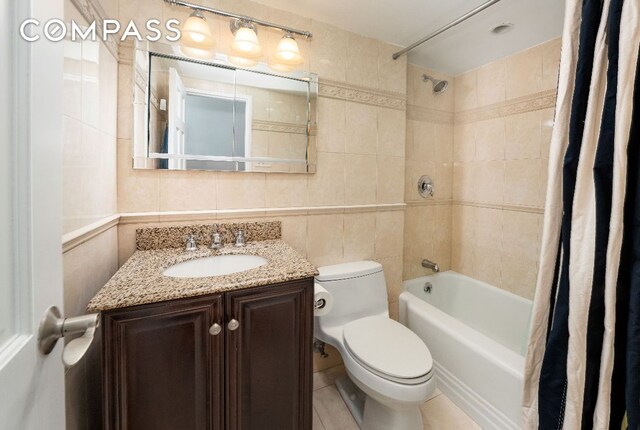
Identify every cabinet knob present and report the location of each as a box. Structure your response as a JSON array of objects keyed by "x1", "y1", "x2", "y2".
[
  {"x1": 228, "y1": 319, "x2": 240, "y2": 331},
  {"x1": 209, "y1": 323, "x2": 222, "y2": 336}
]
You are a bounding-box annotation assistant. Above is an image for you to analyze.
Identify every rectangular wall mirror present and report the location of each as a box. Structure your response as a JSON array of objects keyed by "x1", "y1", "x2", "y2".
[{"x1": 132, "y1": 44, "x2": 317, "y2": 173}]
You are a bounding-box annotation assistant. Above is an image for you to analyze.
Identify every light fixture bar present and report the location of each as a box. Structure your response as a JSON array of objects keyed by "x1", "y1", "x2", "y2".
[
  {"x1": 392, "y1": 0, "x2": 502, "y2": 60},
  {"x1": 164, "y1": 0, "x2": 312, "y2": 38}
]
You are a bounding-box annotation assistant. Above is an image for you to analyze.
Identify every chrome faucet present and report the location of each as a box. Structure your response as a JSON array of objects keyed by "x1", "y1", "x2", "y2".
[
  {"x1": 234, "y1": 230, "x2": 246, "y2": 247},
  {"x1": 185, "y1": 234, "x2": 198, "y2": 252},
  {"x1": 210, "y1": 232, "x2": 223, "y2": 250},
  {"x1": 421, "y1": 259, "x2": 440, "y2": 272}
]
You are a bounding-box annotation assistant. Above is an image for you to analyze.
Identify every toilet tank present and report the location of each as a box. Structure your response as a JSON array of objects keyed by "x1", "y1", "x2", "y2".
[{"x1": 315, "y1": 261, "x2": 389, "y2": 330}]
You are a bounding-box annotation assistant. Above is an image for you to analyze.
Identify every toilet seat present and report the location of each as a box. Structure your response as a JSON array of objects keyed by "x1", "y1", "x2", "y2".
[{"x1": 343, "y1": 316, "x2": 433, "y2": 385}]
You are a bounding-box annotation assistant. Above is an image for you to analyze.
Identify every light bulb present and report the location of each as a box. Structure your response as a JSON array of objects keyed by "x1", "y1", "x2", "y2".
[
  {"x1": 231, "y1": 22, "x2": 262, "y2": 58},
  {"x1": 190, "y1": 33, "x2": 206, "y2": 43},
  {"x1": 274, "y1": 33, "x2": 303, "y2": 66},
  {"x1": 181, "y1": 10, "x2": 214, "y2": 51}
]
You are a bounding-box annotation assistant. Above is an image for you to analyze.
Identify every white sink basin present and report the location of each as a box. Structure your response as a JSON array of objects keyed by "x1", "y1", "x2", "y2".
[{"x1": 163, "y1": 255, "x2": 268, "y2": 278}]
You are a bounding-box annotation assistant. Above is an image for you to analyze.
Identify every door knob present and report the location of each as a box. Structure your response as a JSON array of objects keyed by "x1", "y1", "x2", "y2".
[
  {"x1": 209, "y1": 323, "x2": 222, "y2": 335},
  {"x1": 228, "y1": 319, "x2": 240, "y2": 331},
  {"x1": 37, "y1": 306, "x2": 100, "y2": 369}
]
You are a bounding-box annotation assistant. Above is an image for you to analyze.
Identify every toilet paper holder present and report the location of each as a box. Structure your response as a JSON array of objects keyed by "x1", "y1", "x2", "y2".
[
  {"x1": 314, "y1": 298, "x2": 327, "y2": 310},
  {"x1": 37, "y1": 306, "x2": 100, "y2": 369},
  {"x1": 313, "y1": 283, "x2": 333, "y2": 317}
]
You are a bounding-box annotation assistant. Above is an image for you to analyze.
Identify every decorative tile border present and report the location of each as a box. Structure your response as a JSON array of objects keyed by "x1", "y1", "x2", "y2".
[
  {"x1": 118, "y1": 203, "x2": 407, "y2": 225},
  {"x1": 452, "y1": 200, "x2": 544, "y2": 214},
  {"x1": 62, "y1": 203, "x2": 407, "y2": 252},
  {"x1": 405, "y1": 199, "x2": 453, "y2": 207},
  {"x1": 318, "y1": 79, "x2": 407, "y2": 111},
  {"x1": 135, "y1": 221, "x2": 282, "y2": 250},
  {"x1": 69, "y1": 0, "x2": 118, "y2": 59},
  {"x1": 407, "y1": 105, "x2": 454, "y2": 125},
  {"x1": 60, "y1": 200, "x2": 540, "y2": 253},
  {"x1": 62, "y1": 214, "x2": 120, "y2": 253},
  {"x1": 252, "y1": 120, "x2": 307, "y2": 135},
  {"x1": 455, "y1": 89, "x2": 557, "y2": 124}
]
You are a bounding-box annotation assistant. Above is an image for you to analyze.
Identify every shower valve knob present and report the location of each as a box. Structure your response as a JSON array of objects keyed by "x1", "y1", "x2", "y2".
[{"x1": 418, "y1": 175, "x2": 434, "y2": 198}]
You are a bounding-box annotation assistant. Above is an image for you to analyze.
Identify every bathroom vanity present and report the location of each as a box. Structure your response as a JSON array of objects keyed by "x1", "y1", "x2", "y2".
[{"x1": 87, "y1": 222, "x2": 317, "y2": 430}]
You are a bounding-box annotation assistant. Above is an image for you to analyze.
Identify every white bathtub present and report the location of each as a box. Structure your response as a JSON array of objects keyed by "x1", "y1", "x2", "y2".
[{"x1": 399, "y1": 271, "x2": 532, "y2": 430}]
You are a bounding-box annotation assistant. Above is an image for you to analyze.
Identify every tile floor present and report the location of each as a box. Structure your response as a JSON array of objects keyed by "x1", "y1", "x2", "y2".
[{"x1": 312, "y1": 365, "x2": 482, "y2": 430}]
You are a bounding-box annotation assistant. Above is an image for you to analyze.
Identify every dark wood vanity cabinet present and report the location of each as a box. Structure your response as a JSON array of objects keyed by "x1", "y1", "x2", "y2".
[
  {"x1": 102, "y1": 295, "x2": 225, "y2": 430},
  {"x1": 226, "y1": 281, "x2": 313, "y2": 430},
  {"x1": 102, "y1": 278, "x2": 314, "y2": 430}
]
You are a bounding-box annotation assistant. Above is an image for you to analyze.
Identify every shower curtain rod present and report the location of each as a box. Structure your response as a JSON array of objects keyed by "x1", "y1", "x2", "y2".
[{"x1": 392, "y1": 0, "x2": 503, "y2": 60}]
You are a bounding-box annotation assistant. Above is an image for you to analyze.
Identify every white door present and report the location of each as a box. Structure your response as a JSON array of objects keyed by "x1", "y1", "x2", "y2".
[
  {"x1": 0, "y1": 0, "x2": 66, "y2": 429},
  {"x1": 168, "y1": 67, "x2": 187, "y2": 169}
]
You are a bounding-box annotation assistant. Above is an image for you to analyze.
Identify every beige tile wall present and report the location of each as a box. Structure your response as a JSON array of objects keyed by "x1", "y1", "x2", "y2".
[
  {"x1": 451, "y1": 38, "x2": 561, "y2": 299},
  {"x1": 62, "y1": 1, "x2": 120, "y2": 429},
  {"x1": 62, "y1": 0, "x2": 120, "y2": 311},
  {"x1": 63, "y1": 0, "x2": 118, "y2": 234},
  {"x1": 403, "y1": 64, "x2": 454, "y2": 280}
]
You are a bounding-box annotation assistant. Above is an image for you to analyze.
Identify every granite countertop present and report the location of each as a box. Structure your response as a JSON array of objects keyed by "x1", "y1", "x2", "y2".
[{"x1": 87, "y1": 240, "x2": 318, "y2": 312}]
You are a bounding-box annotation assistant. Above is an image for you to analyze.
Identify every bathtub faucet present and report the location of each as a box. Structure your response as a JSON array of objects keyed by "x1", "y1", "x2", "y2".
[{"x1": 421, "y1": 259, "x2": 440, "y2": 273}]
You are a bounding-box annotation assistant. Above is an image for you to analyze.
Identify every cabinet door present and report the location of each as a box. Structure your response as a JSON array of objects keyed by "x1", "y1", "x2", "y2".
[
  {"x1": 103, "y1": 295, "x2": 224, "y2": 430},
  {"x1": 226, "y1": 279, "x2": 314, "y2": 430}
]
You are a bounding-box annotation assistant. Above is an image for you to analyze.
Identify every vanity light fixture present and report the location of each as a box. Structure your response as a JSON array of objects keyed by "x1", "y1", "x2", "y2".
[
  {"x1": 273, "y1": 32, "x2": 304, "y2": 66},
  {"x1": 164, "y1": 0, "x2": 312, "y2": 71},
  {"x1": 230, "y1": 19, "x2": 262, "y2": 59},
  {"x1": 180, "y1": 9, "x2": 215, "y2": 59}
]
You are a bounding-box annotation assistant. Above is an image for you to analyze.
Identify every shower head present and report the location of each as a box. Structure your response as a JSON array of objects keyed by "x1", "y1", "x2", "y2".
[{"x1": 422, "y1": 74, "x2": 449, "y2": 94}]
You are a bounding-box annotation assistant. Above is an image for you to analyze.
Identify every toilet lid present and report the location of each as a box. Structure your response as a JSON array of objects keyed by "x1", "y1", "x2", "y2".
[{"x1": 343, "y1": 316, "x2": 433, "y2": 381}]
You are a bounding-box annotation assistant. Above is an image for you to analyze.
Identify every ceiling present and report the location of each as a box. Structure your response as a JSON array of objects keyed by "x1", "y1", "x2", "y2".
[{"x1": 252, "y1": 0, "x2": 566, "y2": 75}]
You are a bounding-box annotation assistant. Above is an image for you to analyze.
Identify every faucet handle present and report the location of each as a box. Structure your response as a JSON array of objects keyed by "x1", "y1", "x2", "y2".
[
  {"x1": 210, "y1": 232, "x2": 223, "y2": 250},
  {"x1": 234, "y1": 230, "x2": 246, "y2": 247},
  {"x1": 185, "y1": 234, "x2": 198, "y2": 252}
]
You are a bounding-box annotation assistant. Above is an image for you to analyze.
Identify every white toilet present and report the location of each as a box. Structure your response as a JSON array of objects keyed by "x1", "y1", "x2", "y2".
[{"x1": 314, "y1": 261, "x2": 435, "y2": 430}]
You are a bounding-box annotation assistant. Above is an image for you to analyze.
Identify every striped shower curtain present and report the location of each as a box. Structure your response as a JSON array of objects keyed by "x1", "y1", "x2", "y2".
[{"x1": 523, "y1": 0, "x2": 640, "y2": 429}]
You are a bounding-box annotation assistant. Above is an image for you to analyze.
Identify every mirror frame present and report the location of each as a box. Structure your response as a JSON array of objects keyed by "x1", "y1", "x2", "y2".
[{"x1": 131, "y1": 42, "x2": 318, "y2": 174}]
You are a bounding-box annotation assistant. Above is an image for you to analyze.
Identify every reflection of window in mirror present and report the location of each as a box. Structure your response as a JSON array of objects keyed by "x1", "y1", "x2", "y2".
[
  {"x1": 184, "y1": 95, "x2": 250, "y2": 171},
  {"x1": 164, "y1": 67, "x2": 252, "y2": 171}
]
